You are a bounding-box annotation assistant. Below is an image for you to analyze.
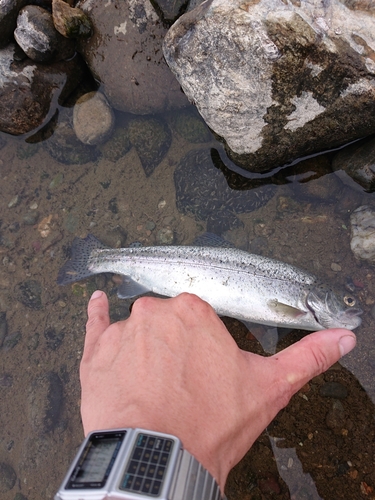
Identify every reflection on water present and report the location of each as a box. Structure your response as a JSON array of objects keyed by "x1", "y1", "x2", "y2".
[{"x1": 0, "y1": 101, "x2": 374, "y2": 500}]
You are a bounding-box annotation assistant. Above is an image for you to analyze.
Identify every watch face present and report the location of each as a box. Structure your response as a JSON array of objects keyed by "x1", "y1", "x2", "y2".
[
  {"x1": 67, "y1": 431, "x2": 126, "y2": 489},
  {"x1": 119, "y1": 432, "x2": 174, "y2": 497}
]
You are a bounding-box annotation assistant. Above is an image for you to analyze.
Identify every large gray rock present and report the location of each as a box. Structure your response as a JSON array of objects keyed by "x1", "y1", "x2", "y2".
[
  {"x1": 163, "y1": 0, "x2": 375, "y2": 173},
  {"x1": 0, "y1": 44, "x2": 84, "y2": 135},
  {"x1": 77, "y1": 0, "x2": 189, "y2": 115}
]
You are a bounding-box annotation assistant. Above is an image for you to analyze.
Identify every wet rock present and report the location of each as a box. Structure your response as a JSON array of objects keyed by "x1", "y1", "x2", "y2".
[
  {"x1": 152, "y1": 0, "x2": 189, "y2": 24},
  {"x1": 29, "y1": 371, "x2": 64, "y2": 434},
  {"x1": 77, "y1": 0, "x2": 189, "y2": 114},
  {"x1": 170, "y1": 107, "x2": 212, "y2": 143},
  {"x1": 164, "y1": 0, "x2": 375, "y2": 173},
  {"x1": 14, "y1": 5, "x2": 75, "y2": 63},
  {"x1": 13, "y1": 493, "x2": 28, "y2": 500},
  {"x1": 332, "y1": 137, "x2": 375, "y2": 192},
  {"x1": 0, "y1": 373, "x2": 13, "y2": 387},
  {"x1": 44, "y1": 327, "x2": 65, "y2": 350},
  {"x1": 14, "y1": 280, "x2": 42, "y2": 310},
  {"x1": 350, "y1": 205, "x2": 375, "y2": 262},
  {"x1": 0, "y1": 44, "x2": 84, "y2": 135},
  {"x1": 73, "y1": 91, "x2": 115, "y2": 145},
  {"x1": 320, "y1": 381, "x2": 348, "y2": 399},
  {"x1": 174, "y1": 149, "x2": 276, "y2": 233},
  {"x1": 0, "y1": 462, "x2": 16, "y2": 493},
  {"x1": 43, "y1": 108, "x2": 100, "y2": 164},
  {"x1": 325, "y1": 400, "x2": 346, "y2": 431},
  {"x1": 0, "y1": 0, "x2": 29, "y2": 48},
  {"x1": 2, "y1": 331, "x2": 22, "y2": 350},
  {"x1": 52, "y1": 0, "x2": 93, "y2": 38},
  {"x1": 99, "y1": 126, "x2": 131, "y2": 162},
  {"x1": 156, "y1": 228, "x2": 174, "y2": 244},
  {"x1": 128, "y1": 116, "x2": 172, "y2": 177}
]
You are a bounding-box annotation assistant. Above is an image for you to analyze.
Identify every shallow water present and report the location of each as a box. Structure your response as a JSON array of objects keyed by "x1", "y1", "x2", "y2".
[{"x1": 0, "y1": 101, "x2": 374, "y2": 500}]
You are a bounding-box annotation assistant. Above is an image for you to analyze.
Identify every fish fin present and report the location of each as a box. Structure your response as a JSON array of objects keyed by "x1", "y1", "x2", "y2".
[
  {"x1": 243, "y1": 321, "x2": 279, "y2": 354},
  {"x1": 193, "y1": 232, "x2": 235, "y2": 248},
  {"x1": 117, "y1": 276, "x2": 151, "y2": 299},
  {"x1": 57, "y1": 234, "x2": 108, "y2": 285},
  {"x1": 268, "y1": 299, "x2": 305, "y2": 319}
]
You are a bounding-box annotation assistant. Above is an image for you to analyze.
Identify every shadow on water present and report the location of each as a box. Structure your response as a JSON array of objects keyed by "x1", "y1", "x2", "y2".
[{"x1": 0, "y1": 99, "x2": 374, "y2": 500}]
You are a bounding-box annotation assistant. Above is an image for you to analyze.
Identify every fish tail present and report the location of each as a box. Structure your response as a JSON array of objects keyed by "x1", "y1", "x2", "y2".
[{"x1": 57, "y1": 234, "x2": 109, "y2": 285}]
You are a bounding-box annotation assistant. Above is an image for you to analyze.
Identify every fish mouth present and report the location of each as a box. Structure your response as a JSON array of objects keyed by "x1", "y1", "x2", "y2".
[{"x1": 306, "y1": 289, "x2": 362, "y2": 330}]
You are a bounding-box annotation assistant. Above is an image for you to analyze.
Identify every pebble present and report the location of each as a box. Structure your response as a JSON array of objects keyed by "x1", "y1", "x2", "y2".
[
  {"x1": 319, "y1": 381, "x2": 348, "y2": 399},
  {"x1": 325, "y1": 400, "x2": 346, "y2": 431},
  {"x1": 44, "y1": 327, "x2": 65, "y2": 351},
  {"x1": 350, "y1": 205, "x2": 375, "y2": 261},
  {"x1": 157, "y1": 228, "x2": 174, "y2": 245},
  {"x1": 14, "y1": 280, "x2": 42, "y2": 310},
  {"x1": 73, "y1": 91, "x2": 115, "y2": 146},
  {"x1": 330, "y1": 262, "x2": 342, "y2": 272},
  {"x1": 8, "y1": 195, "x2": 20, "y2": 208},
  {"x1": 0, "y1": 462, "x2": 16, "y2": 493}
]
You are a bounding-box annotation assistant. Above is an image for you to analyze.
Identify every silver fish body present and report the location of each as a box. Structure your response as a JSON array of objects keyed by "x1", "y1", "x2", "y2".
[{"x1": 58, "y1": 234, "x2": 362, "y2": 334}]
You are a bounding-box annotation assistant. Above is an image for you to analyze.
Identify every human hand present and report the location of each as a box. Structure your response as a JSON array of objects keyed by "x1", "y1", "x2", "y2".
[{"x1": 80, "y1": 291, "x2": 356, "y2": 493}]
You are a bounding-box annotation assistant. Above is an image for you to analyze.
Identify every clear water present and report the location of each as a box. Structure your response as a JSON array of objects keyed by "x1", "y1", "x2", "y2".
[{"x1": 0, "y1": 99, "x2": 374, "y2": 499}]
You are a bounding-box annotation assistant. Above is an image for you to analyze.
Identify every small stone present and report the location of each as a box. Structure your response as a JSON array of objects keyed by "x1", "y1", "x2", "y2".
[
  {"x1": 29, "y1": 202, "x2": 38, "y2": 210},
  {"x1": 320, "y1": 381, "x2": 348, "y2": 399},
  {"x1": 145, "y1": 221, "x2": 156, "y2": 231},
  {"x1": 325, "y1": 400, "x2": 346, "y2": 431},
  {"x1": 0, "y1": 462, "x2": 16, "y2": 493},
  {"x1": 14, "y1": 280, "x2": 42, "y2": 310},
  {"x1": 22, "y1": 211, "x2": 39, "y2": 225},
  {"x1": 44, "y1": 327, "x2": 64, "y2": 350},
  {"x1": 157, "y1": 228, "x2": 174, "y2": 245},
  {"x1": 73, "y1": 92, "x2": 115, "y2": 146},
  {"x1": 8, "y1": 195, "x2": 20, "y2": 208},
  {"x1": 331, "y1": 262, "x2": 342, "y2": 272},
  {"x1": 158, "y1": 200, "x2": 167, "y2": 210},
  {"x1": 350, "y1": 205, "x2": 375, "y2": 261}
]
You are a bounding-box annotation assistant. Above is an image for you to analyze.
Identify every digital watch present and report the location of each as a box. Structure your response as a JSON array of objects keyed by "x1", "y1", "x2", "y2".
[{"x1": 55, "y1": 428, "x2": 226, "y2": 500}]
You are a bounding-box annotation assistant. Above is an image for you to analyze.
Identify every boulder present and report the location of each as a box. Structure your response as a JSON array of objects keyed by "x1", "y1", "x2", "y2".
[
  {"x1": 77, "y1": 0, "x2": 189, "y2": 115},
  {"x1": 163, "y1": 0, "x2": 375, "y2": 173}
]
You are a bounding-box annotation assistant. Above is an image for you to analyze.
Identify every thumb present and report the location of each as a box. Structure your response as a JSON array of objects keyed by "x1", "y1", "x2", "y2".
[
  {"x1": 269, "y1": 329, "x2": 356, "y2": 395},
  {"x1": 84, "y1": 290, "x2": 110, "y2": 357}
]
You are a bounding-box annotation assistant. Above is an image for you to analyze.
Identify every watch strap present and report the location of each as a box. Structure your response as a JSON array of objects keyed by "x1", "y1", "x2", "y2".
[{"x1": 170, "y1": 448, "x2": 226, "y2": 500}]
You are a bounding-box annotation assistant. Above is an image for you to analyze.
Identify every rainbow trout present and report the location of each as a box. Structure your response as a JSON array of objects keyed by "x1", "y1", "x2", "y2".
[{"x1": 58, "y1": 234, "x2": 362, "y2": 350}]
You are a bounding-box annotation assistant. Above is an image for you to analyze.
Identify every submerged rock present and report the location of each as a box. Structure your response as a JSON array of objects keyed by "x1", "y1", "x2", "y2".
[
  {"x1": 174, "y1": 149, "x2": 276, "y2": 233},
  {"x1": 164, "y1": 0, "x2": 375, "y2": 173},
  {"x1": 73, "y1": 91, "x2": 115, "y2": 145},
  {"x1": 44, "y1": 108, "x2": 100, "y2": 164},
  {"x1": 332, "y1": 137, "x2": 375, "y2": 192},
  {"x1": 350, "y1": 205, "x2": 375, "y2": 261},
  {"x1": 128, "y1": 116, "x2": 172, "y2": 176}
]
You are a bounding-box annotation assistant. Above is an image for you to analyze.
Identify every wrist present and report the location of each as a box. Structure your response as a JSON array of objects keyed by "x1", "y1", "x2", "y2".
[{"x1": 56, "y1": 427, "x2": 227, "y2": 500}]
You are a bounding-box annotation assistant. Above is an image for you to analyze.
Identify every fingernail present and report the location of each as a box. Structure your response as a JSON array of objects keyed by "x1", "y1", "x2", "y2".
[
  {"x1": 91, "y1": 290, "x2": 103, "y2": 300},
  {"x1": 339, "y1": 335, "x2": 356, "y2": 357}
]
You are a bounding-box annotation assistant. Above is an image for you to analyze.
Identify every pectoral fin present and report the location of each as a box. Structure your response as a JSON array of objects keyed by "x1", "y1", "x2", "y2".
[
  {"x1": 117, "y1": 276, "x2": 151, "y2": 299},
  {"x1": 243, "y1": 321, "x2": 279, "y2": 354},
  {"x1": 268, "y1": 299, "x2": 305, "y2": 319}
]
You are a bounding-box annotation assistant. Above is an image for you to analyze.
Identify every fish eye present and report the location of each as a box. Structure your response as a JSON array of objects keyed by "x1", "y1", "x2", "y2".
[{"x1": 344, "y1": 295, "x2": 356, "y2": 307}]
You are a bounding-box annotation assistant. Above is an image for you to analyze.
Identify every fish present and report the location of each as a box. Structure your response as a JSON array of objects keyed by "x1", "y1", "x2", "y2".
[{"x1": 57, "y1": 234, "x2": 362, "y2": 352}]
